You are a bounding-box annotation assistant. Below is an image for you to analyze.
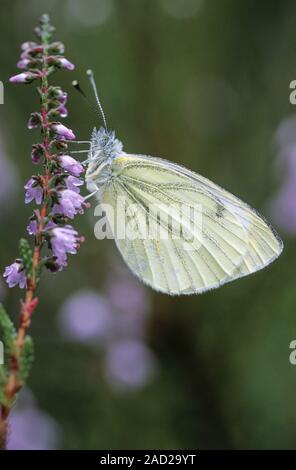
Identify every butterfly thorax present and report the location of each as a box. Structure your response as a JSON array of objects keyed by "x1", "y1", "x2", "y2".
[{"x1": 85, "y1": 127, "x2": 123, "y2": 192}]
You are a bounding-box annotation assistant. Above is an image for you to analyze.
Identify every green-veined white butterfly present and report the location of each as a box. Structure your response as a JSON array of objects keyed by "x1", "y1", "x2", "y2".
[{"x1": 76, "y1": 70, "x2": 283, "y2": 295}]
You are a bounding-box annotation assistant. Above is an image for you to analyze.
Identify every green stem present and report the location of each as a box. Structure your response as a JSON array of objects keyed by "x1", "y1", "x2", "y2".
[{"x1": 0, "y1": 17, "x2": 54, "y2": 450}]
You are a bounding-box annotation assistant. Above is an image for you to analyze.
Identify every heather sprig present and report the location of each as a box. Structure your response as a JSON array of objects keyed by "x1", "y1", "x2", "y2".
[{"x1": 0, "y1": 14, "x2": 86, "y2": 449}]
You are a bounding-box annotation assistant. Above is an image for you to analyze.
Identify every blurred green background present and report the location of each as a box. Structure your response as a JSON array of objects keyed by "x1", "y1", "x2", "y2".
[{"x1": 1, "y1": 0, "x2": 296, "y2": 450}]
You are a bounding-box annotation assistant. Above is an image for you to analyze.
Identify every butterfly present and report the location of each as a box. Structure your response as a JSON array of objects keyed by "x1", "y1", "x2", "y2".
[{"x1": 76, "y1": 70, "x2": 283, "y2": 295}]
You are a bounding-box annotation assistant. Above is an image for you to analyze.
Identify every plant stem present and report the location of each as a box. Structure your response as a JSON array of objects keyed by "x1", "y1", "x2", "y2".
[{"x1": 0, "y1": 29, "x2": 51, "y2": 450}]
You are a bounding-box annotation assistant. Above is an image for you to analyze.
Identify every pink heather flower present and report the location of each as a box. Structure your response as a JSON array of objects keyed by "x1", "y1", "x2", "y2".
[
  {"x1": 27, "y1": 113, "x2": 41, "y2": 129},
  {"x1": 59, "y1": 155, "x2": 84, "y2": 176},
  {"x1": 24, "y1": 178, "x2": 43, "y2": 204},
  {"x1": 57, "y1": 92, "x2": 67, "y2": 105},
  {"x1": 21, "y1": 41, "x2": 38, "y2": 51},
  {"x1": 27, "y1": 219, "x2": 56, "y2": 236},
  {"x1": 31, "y1": 143, "x2": 44, "y2": 164},
  {"x1": 27, "y1": 220, "x2": 38, "y2": 235},
  {"x1": 52, "y1": 124, "x2": 76, "y2": 140},
  {"x1": 3, "y1": 262, "x2": 26, "y2": 289},
  {"x1": 20, "y1": 46, "x2": 43, "y2": 58},
  {"x1": 53, "y1": 189, "x2": 85, "y2": 219},
  {"x1": 48, "y1": 42, "x2": 65, "y2": 55},
  {"x1": 28, "y1": 220, "x2": 56, "y2": 237},
  {"x1": 57, "y1": 105, "x2": 68, "y2": 118},
  {"x1": 9, "y1": 72, "x2": 39, "y2": 83},
  {"x1": 66, "y1": 176, "x2": 83, "y2": 193},
  {"x1": 17, "y1": 58, "x2": 31, "y2": 69},
  {"x1": 44, "y1": 220, "x2": 57, "y2": 231},
  {"x1": 51, "y1": 225, "x2": 78, "y2": 267},
  {"x1": 58, "y1": 58, "x2": 75, "y2": 71}
]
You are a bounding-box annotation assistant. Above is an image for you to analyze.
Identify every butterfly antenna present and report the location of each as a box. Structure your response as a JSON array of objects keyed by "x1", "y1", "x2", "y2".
[
  {"x1": 72, "y1": 80, "x2": 87, "y2": 98},
  {"x1": 86, "y1": 69, "x2": 108, "y2": 132},
  {"x1": 72, "y1": 80, "x2": 96, "y2": 115}
]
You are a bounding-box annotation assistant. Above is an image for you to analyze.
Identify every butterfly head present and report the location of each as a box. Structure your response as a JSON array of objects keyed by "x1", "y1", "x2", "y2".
[{"x1": 89, "y1": 127, "x2": 123, "y2": 162}]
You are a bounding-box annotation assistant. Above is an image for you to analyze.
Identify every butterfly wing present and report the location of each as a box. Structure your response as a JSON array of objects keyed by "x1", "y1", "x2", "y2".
[{"x1": 99, "y1": 154, "x2": 283, "y2": 295}]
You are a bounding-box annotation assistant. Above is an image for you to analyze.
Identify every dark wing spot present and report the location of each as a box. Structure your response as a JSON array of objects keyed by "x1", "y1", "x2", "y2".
[{"x1": 216, "y1": 203, "x2": 225, "y2": 218}]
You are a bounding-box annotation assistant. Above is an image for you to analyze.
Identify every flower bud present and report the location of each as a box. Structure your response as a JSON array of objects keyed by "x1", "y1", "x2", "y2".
[
  {"x1": 51, "y1": 139, "x2": 68, "y2": 151},
  {"x1": 21, "y1": 41, "x2": 38, "y2": 51},
  {"x1": 17, "y1": 58, "x2": 34, "y2": 69},
  {"x1": 27, "y1": 112, "x2": 42, "y2": 129},
  {"x1": 48, "y1": 87, "x2": 67, "y2": 105},
  {"x1": 58, "y1": 58, "x2": 75, "y2": 71},
  {"x1": 31, "y1": 143, "x2": 45, "y2": 164},
  {"x1": 48, "y1": 106, "x2": 68, "y2": 119},
  {"x1": 51, "y1": 124, "x2": 76, "y2": 140},
  {"x1": 9, "y1": 71, "x2": 40, "y2": 84},
  {"x1": 47, "y1": 56, "x2": 75, "y2": 71},
  {"x1": 57, "y1": 106, "x2": 68, "y2": 118},
  {"x1": 48, "y1": 41, "x2": 65, "y2": 54},
  {"x1": 59, "y1": 155, "x2": 84, "y2": 176}
]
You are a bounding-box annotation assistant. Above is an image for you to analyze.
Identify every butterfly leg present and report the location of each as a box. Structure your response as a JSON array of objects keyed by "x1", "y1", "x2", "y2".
[
  {"x1": 66, "y1": 141, "x2": 92, "y2": 164},
  {"x1": 84, "y1": 186, "x2": 100, "y2": 201},
  {"x1": 65, "y1": 140, "x2": 91, "y2": 144}
]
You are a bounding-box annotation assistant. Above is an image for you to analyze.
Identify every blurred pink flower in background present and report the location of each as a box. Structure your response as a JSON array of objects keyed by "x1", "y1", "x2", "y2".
[
  {"x1": 160, "y1": 0, "x2": 203, "y2": 19},
  {"x1": 7, "y1": 389, "x2": 61, "y2": 450},
  {"x1": 275, "y1": 115, "x2": 296, "y2": 150},
  {"x1": 270, "y1": 175, "x2": 296, "y2": 234},
  {"x1": 270, "y1": 115, "x2": 296, "y2": 234},
  {"x1": 105, "y1": 270, "x2": 151, "y2": 337},
  {"x1": 104, "y1": 339, "x2": 156, "y2": 391},
  {"x1": 0, "y1": 136, "x2": 19, "y2": 209},
  {"x1": 58, "y1": 290, "x2": 113, "y2": 343},
  {"x1": 58, "y1": 269, "x2": 151, "y2": 343},
  {"x1": 66, "y1": 0, "x2": 114, "y2": 28},
  {"x1": 57, "y1": 269, "x2": 156, "y2": 391}
]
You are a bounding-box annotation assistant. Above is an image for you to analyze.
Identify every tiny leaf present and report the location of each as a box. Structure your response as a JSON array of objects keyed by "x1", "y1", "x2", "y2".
[
  {"x1": 19, "y1": 335, "x2": 34, "y2": 382},
  {"x1": 19, "y1": 238, "x2": 33, "y2": 277}
]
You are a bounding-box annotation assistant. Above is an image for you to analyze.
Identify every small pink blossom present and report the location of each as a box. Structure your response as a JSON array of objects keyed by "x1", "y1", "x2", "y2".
[
  {"x1": 59, "y1": 155, "x2": 84, "y2": 176},
  {"x1": 57, "y1": 106, "x2": 68, "y2": 118},
  {"x1": 49, "y1": 42, "x2": 65, "y2": 54},
  {"x1": 66, "y1": 176, "x2": 83, "y2": 193},
  {"x1": 31, "y1": 144, "x2": 45, "y2": 164},
  {"x1": 17, "y1": 58, "x2": 31, "y2": 69},
  {"x1": 21, "y1": 41, "x2": 38, "y2": 51},
  {"x1": 27, "y1": 220, "x2": 38, "y2": 235},
  {"x1": 52, "y1": 124, "x2": 76, "y2": 140},
  {"x1": 44, "y1": 220, "x2": 57, "y2": 231},
  {"x1": 20, "y1": 46, "x2": 43, "y2": 58},
  {"x1": 27, "y1": 113, "x2": 41, "y2": 129},
  {"x1": 57, "y1": 91, "x2": 67, "y2": 105},
  {"x1": 9, "y1": 72, "x2": 39, "y2": 83},
  {"x1": 58, "y1": 58, "x2": 75, "y2": 71},
  {"x1": 24, "y1": 178, "x2": 43, "y2": 204},
  {"x1": 3, "y1": 262, "x2": 26, "y2": 289},
  {"x1": 51, "y1": 225, "x2": 79, "y2": 268},
  {"x1": 53, "y1": 189, "x2": 85, "y2": 219}
]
